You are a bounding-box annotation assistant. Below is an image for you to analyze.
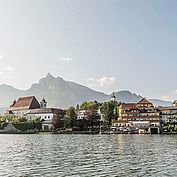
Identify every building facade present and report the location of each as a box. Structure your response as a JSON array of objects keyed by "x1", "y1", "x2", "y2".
[
  {"x1": 25, "y1": 108, "x2": 65, "y2": 131},
  {"x1": 7, "y1": 96, "x2": 64, "y2": 131},
  {"x1": 8, "y1": 96, "x2": 41, "y2": 116},
  {"x1": 159, "y1": 102, "x2": 177, "y2": 124},
  {"x1": 112, "y1": 98, "x2": 161, "y2": 134}
]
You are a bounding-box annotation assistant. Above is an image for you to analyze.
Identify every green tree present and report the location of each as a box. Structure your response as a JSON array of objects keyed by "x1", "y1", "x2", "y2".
[
  {"x1": 85, "y1": 109, "x2": 100, "y2": 131},
  {"x1": 52, "y1": 114, "x2": 65, "y2": 130},
  {"x1": 65, "y1": 107, "x2": 77, "y2": 128},
  {"x1": 79, "y1": 101, "x2": 100, "y2": 111},
  {"x1": 101, "y1": 101, "x2": 117, "y2": 128},
  {"x1": 33, "y1": 117, "x2": 42, "y2": 131}
]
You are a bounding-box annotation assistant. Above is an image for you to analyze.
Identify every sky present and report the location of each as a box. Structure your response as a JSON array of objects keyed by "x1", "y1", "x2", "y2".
[{"x1": 0, "y1": 0, "x2": 177, "y2": 101}]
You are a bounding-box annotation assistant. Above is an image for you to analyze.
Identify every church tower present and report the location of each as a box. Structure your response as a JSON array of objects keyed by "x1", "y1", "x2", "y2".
[
  {"x1": 40, "y1": 97, "x2": 47, "y2": 108},
  {"x1": 111, "y1": 92, "x2": 116, "y2": 102}
]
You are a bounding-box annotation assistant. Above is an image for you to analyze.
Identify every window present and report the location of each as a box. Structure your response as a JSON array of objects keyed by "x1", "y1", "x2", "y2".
[{"x1": 48, "y1": 116, "x2": 50, "y2": 119}]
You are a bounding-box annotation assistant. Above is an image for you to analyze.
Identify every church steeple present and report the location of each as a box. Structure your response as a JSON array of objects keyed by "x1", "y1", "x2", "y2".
[
  {"x1": 40, "y1": 97, "x2": 47, "y2": 108},
  {"x1": 111, "y1": 92, "x2": 116, "y2": 102}
]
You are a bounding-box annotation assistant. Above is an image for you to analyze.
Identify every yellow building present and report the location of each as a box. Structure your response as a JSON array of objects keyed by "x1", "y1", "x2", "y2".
[{"x1": 112, "y1": 98, "x2": 161, "y2": 134}]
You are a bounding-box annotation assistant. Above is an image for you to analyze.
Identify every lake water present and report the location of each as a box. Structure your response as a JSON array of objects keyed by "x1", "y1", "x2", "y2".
[{"x1": 0, "y1": 134, "x2": 176, "y2": 177}]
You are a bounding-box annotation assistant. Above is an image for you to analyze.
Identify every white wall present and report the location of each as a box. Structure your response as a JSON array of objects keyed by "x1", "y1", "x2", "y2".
[
  {"x1": 12, "y1": 110, "x2": 28, "y2": 117},
  {"x1": 26, "y1": 113, "x2": 53, "y2": 121}
]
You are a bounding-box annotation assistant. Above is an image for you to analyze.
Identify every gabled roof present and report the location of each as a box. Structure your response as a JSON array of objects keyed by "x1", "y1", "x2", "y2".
[
  {"x1": 120, "y1": 98, "x2": 154, "y2": 111},
  {"x1": 9, "y1": 96, "x2": 40, "y2": 111},
  {"x1": 137, "y1": 98, "x2": 152, "y2": 105}
]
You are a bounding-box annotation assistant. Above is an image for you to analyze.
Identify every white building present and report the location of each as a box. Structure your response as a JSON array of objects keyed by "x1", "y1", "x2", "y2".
[
  {"x1": 77, "y1": 108, "x2": 104, "y2": 121},
  {"x1": 8, "y1": 96, "x2": 64, "y2": 131},
  {"x1": 77, "y1": 110, "x2": 87, "y2": 120},
  {"x1": 25, "y1": 108, "x2": 64, "y2": 131},
  {"x1": 160, "y1": 105, "x2": 177, "y2": 123}
]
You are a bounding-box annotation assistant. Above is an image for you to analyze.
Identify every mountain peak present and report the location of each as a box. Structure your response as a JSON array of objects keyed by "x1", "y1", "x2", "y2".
[
  {"x1": 46, "y1": 73, "x2": 55, "y2": 79},
  {"x1": 38, "y1": 73, "x2": 56, "y2": 86},
  {"x1": 0, "y1": 74, "x2": 172, "y2": 109}
]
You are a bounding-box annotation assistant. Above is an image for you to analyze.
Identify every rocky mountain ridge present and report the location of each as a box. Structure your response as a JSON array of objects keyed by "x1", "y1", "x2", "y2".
[{"x1": 0, "y1": 73, "x2": 172, "y2": 109}]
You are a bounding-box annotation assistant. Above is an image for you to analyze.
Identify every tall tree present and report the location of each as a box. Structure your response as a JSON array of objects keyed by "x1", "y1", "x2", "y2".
[
  {"x1": 101, "y1": 101, "x2": 117, "y2": 128},
  {"x1": 52, "y1": 114, "x2": 64, "y2": 130},
  {"x1": 65, "y1": 107, "x2": 77, "y2": 128}
]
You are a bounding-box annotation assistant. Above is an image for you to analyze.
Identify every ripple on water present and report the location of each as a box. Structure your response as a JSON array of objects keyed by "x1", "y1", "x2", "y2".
[{"x1": 0, "y1": 134, "x2": 177, "y2": 177}]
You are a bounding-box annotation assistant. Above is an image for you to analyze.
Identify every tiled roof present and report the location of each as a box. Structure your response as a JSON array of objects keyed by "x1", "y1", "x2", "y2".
[
  {"x1": 9, "y1": 96, "x2": 40, "y2": 111},
  {"x1": 121, "y1": 103, "x2": 136, "y2": 109},
  {"x1": 137, "y1": 98, "x2": 152, "y2": 104},
  {"x1": 25, "y1": 108, "x2": 64, "y2": 114}
]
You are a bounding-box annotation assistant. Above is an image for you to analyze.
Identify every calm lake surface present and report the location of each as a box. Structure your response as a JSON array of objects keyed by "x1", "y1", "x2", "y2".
[{"x1": 0, "y1": 134, "x2": 176, "y2": 177}]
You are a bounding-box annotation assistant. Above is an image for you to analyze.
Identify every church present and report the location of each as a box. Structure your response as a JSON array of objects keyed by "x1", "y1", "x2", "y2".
[{"x1": 7, "y1": 96, "x2": 64, "y2": 131}]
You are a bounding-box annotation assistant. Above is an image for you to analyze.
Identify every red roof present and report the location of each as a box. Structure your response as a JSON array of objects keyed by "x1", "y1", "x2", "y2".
[
  {"x1": 9, "y1": 96, "x2": 40, "y2": 111},
  {"x1": 137, "y1": 98, "x2": 152, "y2": 105},
  {"x1": 121, "y1": 103, "x2": 136, "y2": 109}
]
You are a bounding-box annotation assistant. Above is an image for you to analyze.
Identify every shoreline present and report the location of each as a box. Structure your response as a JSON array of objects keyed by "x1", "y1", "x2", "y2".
[{"x1": 0, "y1": 131, "x2": 177, "y2": 135}]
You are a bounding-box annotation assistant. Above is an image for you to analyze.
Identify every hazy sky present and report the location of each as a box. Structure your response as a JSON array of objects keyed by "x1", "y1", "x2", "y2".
[{"x1": 0, "y1": 0, "x2": 177, "y2": 100}]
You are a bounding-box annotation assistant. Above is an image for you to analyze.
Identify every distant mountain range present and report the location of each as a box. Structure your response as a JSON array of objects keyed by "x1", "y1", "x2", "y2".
[{"x1": 0, "y1": 73, "x2": 172, "y2": 110}]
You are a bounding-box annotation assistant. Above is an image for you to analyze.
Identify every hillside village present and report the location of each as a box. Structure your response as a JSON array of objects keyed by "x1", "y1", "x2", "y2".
[{"x1": 0, "y1": 94, "x2": 177, "y2": 134}]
